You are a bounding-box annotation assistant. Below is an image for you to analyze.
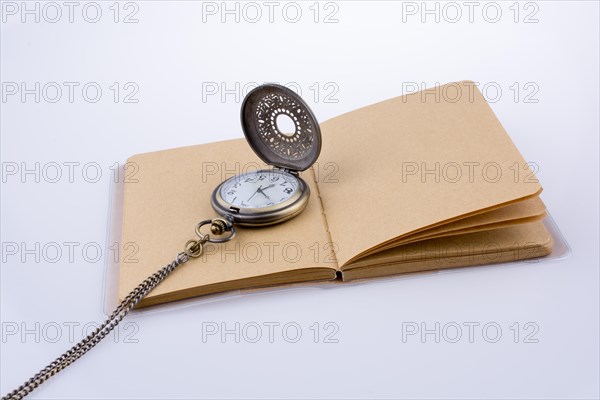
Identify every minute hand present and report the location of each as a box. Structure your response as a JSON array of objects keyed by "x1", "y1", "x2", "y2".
[{"x1": 260, "y1": 184, "x2": 275, "y2": 191}]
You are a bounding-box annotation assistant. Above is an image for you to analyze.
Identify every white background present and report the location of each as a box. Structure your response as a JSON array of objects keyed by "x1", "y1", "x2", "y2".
[{"x1": 1, "y1": 1, "x2": 599, "y2": 399}]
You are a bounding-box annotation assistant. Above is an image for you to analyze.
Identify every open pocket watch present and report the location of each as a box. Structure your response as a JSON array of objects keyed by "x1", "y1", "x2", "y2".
[
  {"x1": 3, "y1": 84, "x2": 321, "y2": 400},
  {"x1": 213, "y1": 83, "x2": 321, "y2": 226},
  {"x1": 200, "y1": 83, "x2": 322, "y2": 241}
]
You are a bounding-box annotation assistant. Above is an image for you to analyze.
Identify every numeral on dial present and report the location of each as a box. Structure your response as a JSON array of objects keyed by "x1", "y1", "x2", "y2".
[{"x1": 221, "y1": 170, "x2": 299, "y2": 209}]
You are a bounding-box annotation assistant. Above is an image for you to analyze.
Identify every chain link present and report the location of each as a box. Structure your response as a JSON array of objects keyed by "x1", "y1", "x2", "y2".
[{"x1": 2, "y1": 234, "x2": 209, "y2": 400}]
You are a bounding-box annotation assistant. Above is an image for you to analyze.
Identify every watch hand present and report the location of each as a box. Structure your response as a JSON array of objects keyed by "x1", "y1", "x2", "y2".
[
  {"x1": 247, "y1": 185, "x2": 262, "y2": 201},
  {"x1": 258, "y1": 190, "x2": 271, "y2": 200},
  {"x1": 255, "y1": 185, "x2": 272, "y2": 200}
]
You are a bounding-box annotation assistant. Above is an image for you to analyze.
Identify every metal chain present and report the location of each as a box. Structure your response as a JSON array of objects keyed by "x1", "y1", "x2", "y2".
[{"x1": 2, "y1": 233, "x2": 210, "y2": 400}]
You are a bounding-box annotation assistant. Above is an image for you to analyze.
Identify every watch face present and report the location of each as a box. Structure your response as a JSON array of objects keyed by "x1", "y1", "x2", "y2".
[{"x1": 220, "y1": 170, "x2": 299, "y2": 209}]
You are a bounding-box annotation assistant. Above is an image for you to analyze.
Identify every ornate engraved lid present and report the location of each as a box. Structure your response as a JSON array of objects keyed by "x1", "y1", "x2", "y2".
[{"x1": 240, "y1": 84, "x2": 321, "y2": 172}]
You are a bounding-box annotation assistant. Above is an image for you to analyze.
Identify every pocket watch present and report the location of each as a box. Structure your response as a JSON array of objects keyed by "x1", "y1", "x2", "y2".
[
  {"x1": 208, "y1": 83, "x2": 321, "y2": 233},
  {"x1": 4, "y1": 84, "x2": 321, "y2": 399}
]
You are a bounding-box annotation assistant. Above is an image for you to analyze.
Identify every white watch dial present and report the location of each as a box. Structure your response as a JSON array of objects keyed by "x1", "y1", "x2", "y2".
[{"x1": 220, "y1": 170, "x2": 299, "y2": 208}]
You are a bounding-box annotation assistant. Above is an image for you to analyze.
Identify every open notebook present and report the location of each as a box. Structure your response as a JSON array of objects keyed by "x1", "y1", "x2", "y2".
[{"x1": 120, "y1": 81, "x2": 552, "y2": 307}]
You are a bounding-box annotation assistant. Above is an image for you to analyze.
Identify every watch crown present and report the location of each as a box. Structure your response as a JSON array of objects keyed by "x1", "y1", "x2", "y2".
[{"x1": 210, "y1": 219, "x2": 227, "y2": 235}]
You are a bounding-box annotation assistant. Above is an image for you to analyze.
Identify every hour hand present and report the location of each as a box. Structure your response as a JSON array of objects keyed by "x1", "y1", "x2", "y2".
[{"x1": 257, "y1": 186, "x2": 271, "y2": 199}]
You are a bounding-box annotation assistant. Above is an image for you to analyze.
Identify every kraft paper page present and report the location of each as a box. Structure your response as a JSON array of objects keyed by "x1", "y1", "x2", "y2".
[
  {"x1": 316, "y1": 81, "x2": 543, "y2": 266},
  {"x1": 119, "y1": 139, "x2": 336, "y2": 306}
]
